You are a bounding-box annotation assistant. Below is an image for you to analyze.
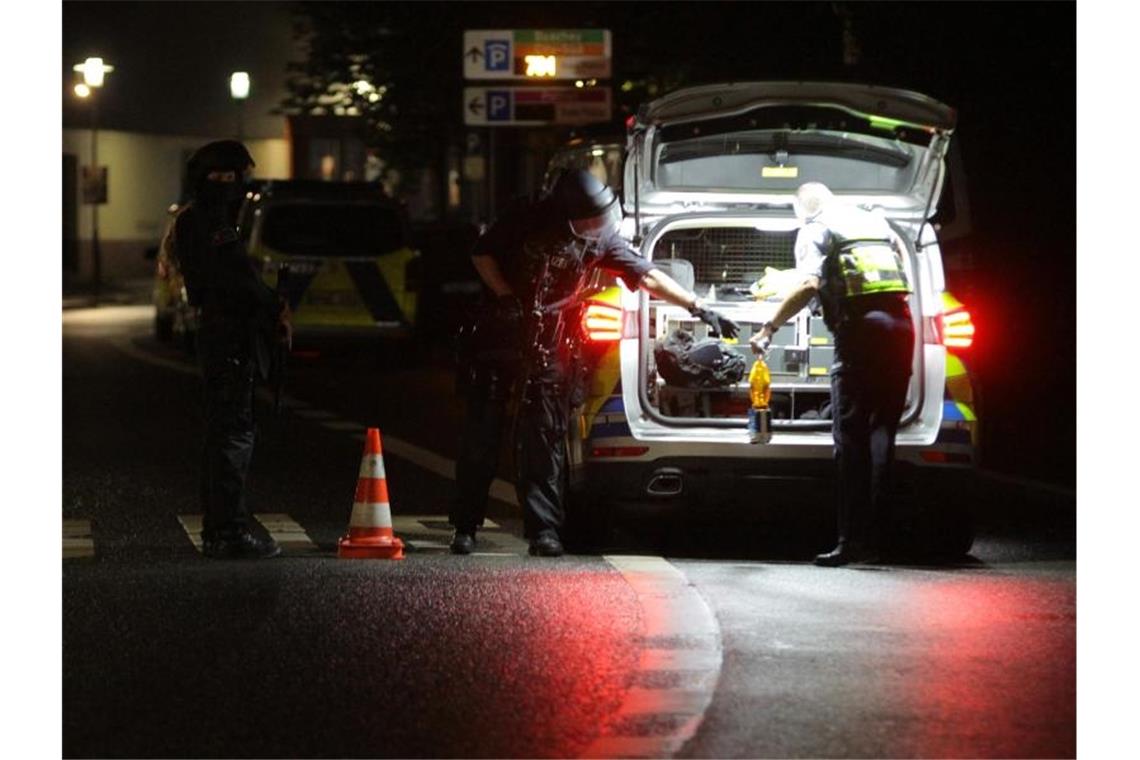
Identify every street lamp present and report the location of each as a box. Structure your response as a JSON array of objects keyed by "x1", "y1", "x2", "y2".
[
  {"x1": 72, "y1": 57, "x2": 113, "y2": 303},
  {"x1": 230, "y1": 71, "x2": 250, "y2": 141}
]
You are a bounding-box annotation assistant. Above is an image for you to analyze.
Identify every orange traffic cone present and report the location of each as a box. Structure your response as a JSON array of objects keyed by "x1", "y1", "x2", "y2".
[{"x1": 338, "y1": 428, "x2": 405, "y2": 559}]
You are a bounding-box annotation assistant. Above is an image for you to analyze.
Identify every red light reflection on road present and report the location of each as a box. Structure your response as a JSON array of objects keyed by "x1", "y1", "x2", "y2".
[
  {"x1": 902, "y1": 574, "x2": 1075, "y2": 758},
  {"x1": 470, "y1": 567, "x2": 639, "y2": 758}
]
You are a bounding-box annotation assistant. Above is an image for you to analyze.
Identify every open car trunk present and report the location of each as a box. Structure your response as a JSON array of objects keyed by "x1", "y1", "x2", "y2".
[{"x1": 636, "y1": 213, "x2": 926, "y2": 433}]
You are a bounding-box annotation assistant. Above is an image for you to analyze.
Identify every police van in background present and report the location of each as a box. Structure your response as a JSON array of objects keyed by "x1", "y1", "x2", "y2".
[{"x1": 558, "y1": 82, "x2": 980, "y2": 557}]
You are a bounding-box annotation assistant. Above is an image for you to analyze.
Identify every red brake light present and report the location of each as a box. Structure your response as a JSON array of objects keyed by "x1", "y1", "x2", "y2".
[
  {"x1": 940, "y1": 308, "x2": 975, "y2": 349},
  {"x1": 583, "y1": 301, "x2": 623, "y2": 342}
]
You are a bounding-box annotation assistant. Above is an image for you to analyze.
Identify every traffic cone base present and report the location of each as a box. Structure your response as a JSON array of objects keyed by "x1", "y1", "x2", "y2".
[
  {"x1": 338, "y1": 427, "x2": 404, "y2": 560},
  {"x1": 337, "y1": 534, "x2": 404, "y2": 560}
]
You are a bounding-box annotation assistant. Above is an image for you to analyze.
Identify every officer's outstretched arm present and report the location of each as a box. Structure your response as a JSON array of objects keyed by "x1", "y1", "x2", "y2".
[
  {"x1": 471, "y1": 254, "x2": 514, "y2": 298},
  {"x1": 640, "y1": 268, "x2": 700, "y2": 311},
  {"x1": 751, "y1": 277, "x2": 820, "y2": 353},
  {"x1": 768, "y1": 276, "x2": 820, "y2": 331},
  {"x1": 641, "y1": 268, "x2": 740, "y2": 340}
]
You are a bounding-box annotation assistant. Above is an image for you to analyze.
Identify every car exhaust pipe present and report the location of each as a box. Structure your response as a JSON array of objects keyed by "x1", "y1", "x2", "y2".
[{"x1": 646, "y1": 469, "x2": 684, "y2": 497}]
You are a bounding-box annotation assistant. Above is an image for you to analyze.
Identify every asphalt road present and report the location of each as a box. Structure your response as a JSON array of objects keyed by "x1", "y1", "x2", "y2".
[{"x1": 62, "y1": 306, "x2": 1076, "y2": 759}]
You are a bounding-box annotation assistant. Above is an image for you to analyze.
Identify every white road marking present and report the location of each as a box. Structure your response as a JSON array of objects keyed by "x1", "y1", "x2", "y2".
[
  {"x1": 578, "y1": 736, "x2": 684, "y2": 759},
  {"x1": 638, "y1": 648, "x2": 721, "y2": 671},
  {"x1": 177, "y1": 514, "x2": 204, "y2": 552},
  {"x1": 63, "y1": 519, "x2": 95, "y2": 560},
  {"x1": 406, "y1": 540, "x2": 449, "y2": 551},
  {"x1": 394, "y1": 515, "x2": 524, "y2": 555},
  {"x1": 253, "y1": 513, "x2": 319, "y2": 552},
  {"x1": 178, "y1": 514, "x2": 318, "y2": 553},
  {"x1": 581, "y1": 556, "x2": 724, "y2": 759}
]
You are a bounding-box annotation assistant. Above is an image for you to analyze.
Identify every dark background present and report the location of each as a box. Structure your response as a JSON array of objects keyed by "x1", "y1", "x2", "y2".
[{"x1": 61, "y1": 1, "x2": 1076, "y2": 486}]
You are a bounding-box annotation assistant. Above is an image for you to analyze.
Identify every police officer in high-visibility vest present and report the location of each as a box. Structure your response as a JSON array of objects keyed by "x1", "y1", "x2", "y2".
[{"x1": 751, "y1": 182, "x2": 914, "y2": 566}]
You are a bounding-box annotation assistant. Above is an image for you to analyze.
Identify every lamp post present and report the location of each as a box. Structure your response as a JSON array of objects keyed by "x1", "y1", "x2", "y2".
[
  {"x1": 72, "y1": 57, "x2": 113, "y2": 303},
  {"x1": 230, "y1": 72, "x2": 250, "y2": 141}
]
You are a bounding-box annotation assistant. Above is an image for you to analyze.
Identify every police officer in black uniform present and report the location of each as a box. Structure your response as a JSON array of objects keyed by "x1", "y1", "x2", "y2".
[
  {"x1": 450, "y1": 169, "x2": 739, "y2": 557},
  {"x1": 172, "y1": 140, "x2": 290, "y2": 559},
  {"x1": 751, "y1": 183, "x2": 915, "y2": 566}
]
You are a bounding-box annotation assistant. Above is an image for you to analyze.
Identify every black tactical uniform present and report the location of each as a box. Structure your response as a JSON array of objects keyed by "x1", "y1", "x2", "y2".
[
  {"x1": 450, "y1": 180, "x2": 653, "y2": 556},
  {"x1": 172, "y1": 141, "x2": 282, "y2": 559}
]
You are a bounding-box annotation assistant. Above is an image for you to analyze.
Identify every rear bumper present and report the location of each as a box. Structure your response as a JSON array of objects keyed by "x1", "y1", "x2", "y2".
[{"x1": 571, "y1": 454, "x2": 977, "y2": 511}]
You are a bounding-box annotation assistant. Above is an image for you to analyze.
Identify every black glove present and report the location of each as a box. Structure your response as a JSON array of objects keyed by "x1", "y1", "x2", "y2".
[{"x1": 690, "y1": 304, "x2": 740, "y2": 340}]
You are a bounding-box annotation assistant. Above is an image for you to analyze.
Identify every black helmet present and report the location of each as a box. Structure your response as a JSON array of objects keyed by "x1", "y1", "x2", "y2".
[
  {"x1": 187, "y1": 140, "x2": 255, "y2": 188},
  {"x1": 551, "y1": 168, "x2": 622, "y2": 240},
  {"x1": 654, "y1": 329, "x2": 746, "y2": 389}
]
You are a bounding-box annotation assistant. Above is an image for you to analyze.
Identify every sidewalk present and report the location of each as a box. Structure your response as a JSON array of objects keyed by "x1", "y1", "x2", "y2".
[{"x1": 63, "y1": 277, "x2": 153, "y2": 310}]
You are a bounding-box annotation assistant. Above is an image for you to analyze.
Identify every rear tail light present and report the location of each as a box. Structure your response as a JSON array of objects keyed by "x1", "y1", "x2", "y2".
[
  {"x1": 940, "y1": 308, "x2": 975, "y2": 349},
  {"x1": 583, "y1": 300, "x2": 637, "y2": 342},
  {"x1": 925, "y1": 293, "x2": 975, "y2": 350}
]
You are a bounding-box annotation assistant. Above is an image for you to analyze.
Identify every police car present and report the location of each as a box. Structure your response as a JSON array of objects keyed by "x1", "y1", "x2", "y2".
[
  {"x1": 239, "y1": 181, "x2": 421, "y2": 341},
  {"x1": 151, "y1": 203, "x2": 198, "y2": 351},
  {"x1": 561, "y1": 82, "x2": 979, "y2": 556}
]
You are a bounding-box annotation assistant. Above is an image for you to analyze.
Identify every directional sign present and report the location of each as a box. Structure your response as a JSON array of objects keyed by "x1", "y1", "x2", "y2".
[
  {"x1": 464, "y1": 86, "x2": 612, "y2": 126},
  {"x1": 463, "y1": 29, "x2": 612, "y2": 80}
]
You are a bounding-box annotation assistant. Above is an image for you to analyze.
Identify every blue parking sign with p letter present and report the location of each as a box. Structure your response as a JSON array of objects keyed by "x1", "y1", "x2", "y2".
[
  {"x1": 487, "y1": 90, "x2": 511, "y2": 121},
  {"x1": 485, "y1": 40, "x2": 510, "y2": 71}
]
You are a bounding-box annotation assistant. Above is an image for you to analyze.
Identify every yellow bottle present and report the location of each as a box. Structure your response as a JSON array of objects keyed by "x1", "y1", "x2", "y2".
[
  {"x1": 749, "y1": 357, "x2": 771, "y2": 409},
  {"x1": 748, "y1": 357, "x2": 772, "y2": 444}
]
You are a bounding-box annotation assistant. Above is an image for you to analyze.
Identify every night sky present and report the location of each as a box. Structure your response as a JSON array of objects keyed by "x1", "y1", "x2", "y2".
[{"x1": 60, "y1": 0, "x2": 1076, "y2": 485}]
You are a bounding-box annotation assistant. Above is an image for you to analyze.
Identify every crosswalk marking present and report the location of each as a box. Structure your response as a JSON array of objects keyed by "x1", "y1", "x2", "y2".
[
  {"x1": 638, "y1": 648, "x2": 721, "y2": 672},
  {"x1": 394, "y1": 514, "x2": 525, "y2": 554},
  {"x1": 253, "y1": 513, "x2": 319, "y2": 552},
  {"x1": 583, "y1": 556, "x2": 724, "y2": 759},
  {"x1": 406, "y1": 539, "x2": 449, "y2": 550},
  {"x1": 177, "y1": 514, "x2": 317, "y2": 553},
  {"x1": 616, "y1": 688, "x2": 713, "y2": 716},
  {"x1": 63, "y1": 519, "x2": 95, "y2": 560},
  {"x1": 578, "y1": 736, "x2": 684, "y2": 759},
  {"x1": 177, "y1": 514, "x2": 204, "y2": 551}
]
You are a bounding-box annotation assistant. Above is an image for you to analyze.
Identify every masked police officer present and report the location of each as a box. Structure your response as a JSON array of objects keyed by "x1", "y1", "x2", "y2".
[
  {"x1": 451, "y1": 169, "x2": 739, "y2": 557},
  {"x1": 171, "y1": 140, "x2": 290, "y2": 559},
  {"x1": 751, "y1": 182, "x2": 914, "y2": 566}
]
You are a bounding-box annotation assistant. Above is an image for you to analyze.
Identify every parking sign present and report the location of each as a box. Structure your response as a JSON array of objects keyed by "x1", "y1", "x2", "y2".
[
  {"x1": 464, "y1": 30, "x2": 612, "y2": 80},
  {"x1": 484, "y1": 40, "x2": 510, "y2": 71},
  {"x1": 486, "y1": 90, "x2": 511, "y2": 121}
]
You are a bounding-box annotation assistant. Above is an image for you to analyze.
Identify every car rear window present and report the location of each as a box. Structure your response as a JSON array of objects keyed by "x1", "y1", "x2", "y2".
[{"x1": 260, "y1": 202, "x2": 405, "y2": 257}]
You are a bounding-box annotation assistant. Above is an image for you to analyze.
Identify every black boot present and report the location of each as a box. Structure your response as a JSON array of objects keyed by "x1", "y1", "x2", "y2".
[
  {"x1": 203, "y1": 531, "x2": 281, "y2": 560},
  {"x1": 450, "y1": 530, "x2": 476, "y2": 555},
  {"x1": 813, "y1": 541, "x2": 876, "y2": 567},
  {"x1": 528, "y1": 532, "x2": 564, "y2": 557}
]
